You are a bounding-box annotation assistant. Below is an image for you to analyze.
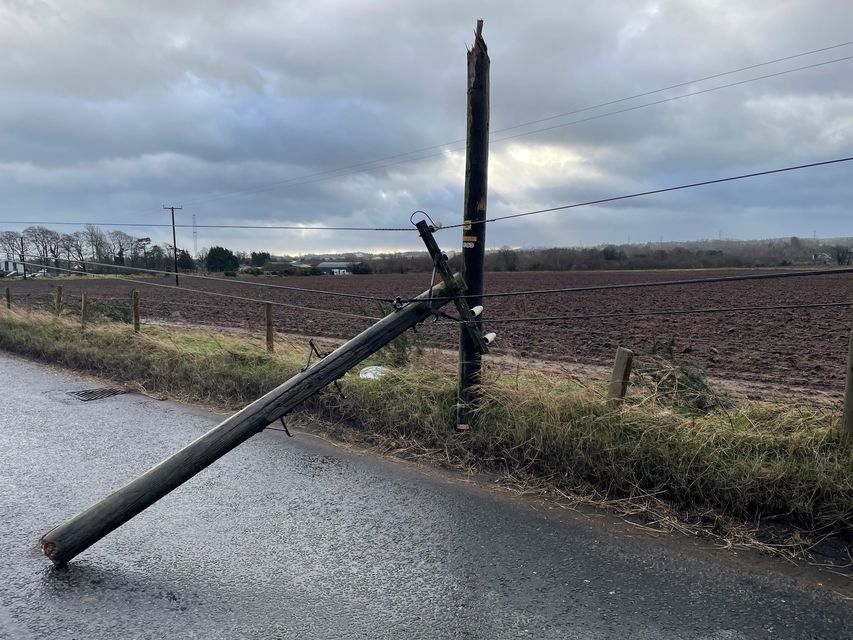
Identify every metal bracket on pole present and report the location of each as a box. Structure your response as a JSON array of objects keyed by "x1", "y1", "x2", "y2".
[
  {"x1": 333, "y1": 380, "x2": 346, "y2": 400},
  {"x1": 415, "y1": 220, "x2": 489, "y2": 355},
  {"x1": 300, "y1": 339, "x2": 325, "y2": 372}
]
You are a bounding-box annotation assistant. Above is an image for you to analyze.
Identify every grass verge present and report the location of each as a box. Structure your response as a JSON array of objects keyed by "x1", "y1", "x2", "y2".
[{"x1": 1, "y1": 309, "x2": 851, "y2": 554}]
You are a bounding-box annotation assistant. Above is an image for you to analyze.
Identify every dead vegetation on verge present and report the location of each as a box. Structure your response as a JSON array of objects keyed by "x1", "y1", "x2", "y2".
[{"x1": 1, "y1": 308, "x2": 851, "y2": 568}]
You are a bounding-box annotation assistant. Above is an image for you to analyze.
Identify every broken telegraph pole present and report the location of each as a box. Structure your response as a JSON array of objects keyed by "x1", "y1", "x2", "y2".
[
  {"x1": 458, "y1": 19, "x2": 490, "y2": 430},
  {"x1": 40, "y1": 225, "x2": 489, "y2": 566}
]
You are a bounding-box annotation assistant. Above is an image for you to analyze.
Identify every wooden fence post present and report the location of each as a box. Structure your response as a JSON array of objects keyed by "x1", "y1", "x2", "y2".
[
  {"x1": 81, "y1": 292, "x2": 87, "y2": 329},
  {"x1": 265, "y1": 303, "x2": 274, "y2": 353},
  {"x1": 842, "y1": 329, "x2": 853, "y2": 443},
  {"x1": 608, "y1": 347, "x2": 634, "y2": 407},
  {"x1": 54, "y1": 285, "x2": 63, "y2": 316},
  {"x1": 5, "y1": 286, "x2": 9, "y2": 310},
  {"x1": 132, "y1": 290, "x2": 140, "y2": 333}
]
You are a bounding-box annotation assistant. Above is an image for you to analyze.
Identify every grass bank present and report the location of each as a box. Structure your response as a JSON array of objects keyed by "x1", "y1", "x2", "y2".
[{"x1": 1, "y1": 309, "x2": 851, "y2": 549}]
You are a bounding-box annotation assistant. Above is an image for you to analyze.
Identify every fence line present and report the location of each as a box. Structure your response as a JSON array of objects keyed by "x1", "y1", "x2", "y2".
[
  {"x1": 14, "y1": 260, "x2": 381, "y2": 321},
  {"x1": 17, "y1": 254, "x2": 394, "y2": 302}
]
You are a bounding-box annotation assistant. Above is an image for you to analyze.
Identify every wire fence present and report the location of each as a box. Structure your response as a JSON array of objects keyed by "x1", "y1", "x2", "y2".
[
  {"x1": 8, "y1": 252, "x2": 853, "y2": 326},
  {"x1": 4, "y1": 257, "x2": 851, "y2": 387}
]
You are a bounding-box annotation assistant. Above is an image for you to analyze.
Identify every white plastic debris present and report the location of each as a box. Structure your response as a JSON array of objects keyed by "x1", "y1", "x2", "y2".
[{"x1": 359, "y1": 365, "x2": 392, "y2": 380}]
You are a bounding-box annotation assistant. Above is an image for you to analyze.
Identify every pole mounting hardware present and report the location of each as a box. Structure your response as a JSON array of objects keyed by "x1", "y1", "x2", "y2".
[
  {"x1": 415, "y1": 220, "x2": 490, "y2": 355},
  {"x1": 300, "y1": 339, "x2": 325, "y2": 372}
]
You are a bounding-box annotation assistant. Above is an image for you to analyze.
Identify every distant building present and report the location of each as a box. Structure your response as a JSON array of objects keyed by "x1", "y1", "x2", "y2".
[
  {"x1": 316, "y1": 261, "x2": 354, "y2": 275},
  {"x1": 263, "y1": 260, "x2": 315, "y2": 274},
  {"x1": 2, "y1": 259, "x2": 25, "y2": 275}
]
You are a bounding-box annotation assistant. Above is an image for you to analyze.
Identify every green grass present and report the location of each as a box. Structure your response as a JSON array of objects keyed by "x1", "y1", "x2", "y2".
[{"x1": 1, "y1": 308, "x2": 851, "y2": 541}]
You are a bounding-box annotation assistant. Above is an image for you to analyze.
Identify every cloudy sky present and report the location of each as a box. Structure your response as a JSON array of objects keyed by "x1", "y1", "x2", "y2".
[{"x1": 2, "y1": 0, "x2": 852, "y2": 255}]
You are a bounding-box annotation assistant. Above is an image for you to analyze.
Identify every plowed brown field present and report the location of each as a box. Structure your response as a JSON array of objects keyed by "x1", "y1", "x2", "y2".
[{"x1": 8, "y1": 268, "x2": 853, "y2": 390}]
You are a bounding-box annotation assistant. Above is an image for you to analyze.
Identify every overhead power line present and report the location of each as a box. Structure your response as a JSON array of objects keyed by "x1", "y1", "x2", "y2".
[
  {"x1": 169, "y1": 53, "x2": 853, "y2": 208},
  {"x1": 462, "y1": 300, "x2": 853, "y2": 324},
  {"x1": 3, "y1": 49, "x2": 851, "y2": 232},
  {"x1": 418, "y1": 265, "x2": 853, "y2": 302},
  {"x1": 7, "y1": 153, "x2": 853, "y2": 235},
  {"x1": 4, "y1": 39, "x2": 843, "y2": 225},
  {"x1": 439, "y1": 155, "x2": 853, "y2": 230},
  {"x1": 19, "y1": 259, "x2": 853, "y2": 317},
  {"x1": 485, "y1": 54, "x2": 853, "y2": 147},
  {"x1": 491, "y1": 40, "x2": 853, "y2": 134},
  {"x1": 161, "y1": 42, "x2": 853, "y2": 208},
  {"x1": 1, "y1": 221, "x2": 414, "y2": 231}
]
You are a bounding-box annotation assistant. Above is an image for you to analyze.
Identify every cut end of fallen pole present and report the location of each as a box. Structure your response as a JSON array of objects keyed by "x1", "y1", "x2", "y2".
[
  {"x1": 40, "y1": 531, "x2": 71, "y2": 566},
  {"x1": 39, "y1": 538, "x2": 62, "y2": 565}
]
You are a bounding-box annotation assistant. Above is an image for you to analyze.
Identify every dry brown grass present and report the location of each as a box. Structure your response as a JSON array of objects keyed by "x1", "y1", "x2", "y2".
[{"x1": 1, "y1": 307, "x2": 851, "y2": 559}]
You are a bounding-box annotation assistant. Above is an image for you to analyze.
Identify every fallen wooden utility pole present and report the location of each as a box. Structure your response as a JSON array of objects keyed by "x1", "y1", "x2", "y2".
[{"x1": 40, "y1": 230, "x2": 483, "y2": 566}]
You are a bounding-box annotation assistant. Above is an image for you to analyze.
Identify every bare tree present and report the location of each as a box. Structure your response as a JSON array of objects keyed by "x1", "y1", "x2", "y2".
[
  {"x1": 0, "y1": 231, "x2": 20, "y2": 260},
  {"x1": 83, "y1": 224, "x2": 110, "y2": 263},
  {"x1": 45, "y1": 228, "x2": 61, "y2": 266},
  {"x1": 58, "y1": 234, "x2": 76, "y2": 270},
  {"x1": 23, "y1": 226, "x2": 59, "y2": 265},
  {"x1": 109, "y1": 230, "x2": 135, "y2": 266},
  {"x1": 67, "y1": 231, "x2": 88, "y2": 273}
]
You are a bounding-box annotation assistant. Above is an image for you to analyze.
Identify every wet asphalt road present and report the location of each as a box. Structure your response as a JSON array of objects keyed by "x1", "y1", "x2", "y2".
[{"x1": 0, "y1": 353, "x2": 851, "y2": 639}]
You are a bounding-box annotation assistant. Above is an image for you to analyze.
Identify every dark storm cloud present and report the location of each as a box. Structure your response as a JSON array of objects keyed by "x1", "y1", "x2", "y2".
[{"x1": 1, "y1": 0, "x2": 852, "y2": 253}]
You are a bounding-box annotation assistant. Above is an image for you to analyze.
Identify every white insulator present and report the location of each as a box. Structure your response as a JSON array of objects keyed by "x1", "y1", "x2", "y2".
[
  {"x1": 470, "y1": 305, "x2": 483, "y2": 317},
  {"x1": 483, "y1": 332, "x2": 496, "y2": 345}
]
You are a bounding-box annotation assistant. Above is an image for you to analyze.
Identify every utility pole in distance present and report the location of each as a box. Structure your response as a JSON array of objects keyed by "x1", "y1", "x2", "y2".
[
  {"x1": 457, "y1": 19, "x2": 490, "y2": 431},
  {"x1": 19, "y1": 237, "x2": 27, "y2": 281},
  {"x1": 163, "y1": 205, "x2": 182, "y2": 286},
  {"x1": 192, "y1": 213, "x2": 198, "y2": 257}
]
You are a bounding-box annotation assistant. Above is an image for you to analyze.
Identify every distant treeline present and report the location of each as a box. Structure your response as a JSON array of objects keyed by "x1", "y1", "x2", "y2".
[
  {"x1": 356, "y1": 236, "x2": 853, "y2": 274},
  {"x1": 1, "y1": 225, "x2": 270, "y2": 274},
  {"x1": 0, "y1": 225, "x2": 195, "y2": 274},
  {"x1": 3, "y1": 224, "x2": 851, "y2": 276}
]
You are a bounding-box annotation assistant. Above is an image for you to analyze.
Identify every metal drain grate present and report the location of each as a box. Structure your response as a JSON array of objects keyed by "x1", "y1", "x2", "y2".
[{"x1": 66, "y1": 388, "x2": 126, "y2": 402}]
